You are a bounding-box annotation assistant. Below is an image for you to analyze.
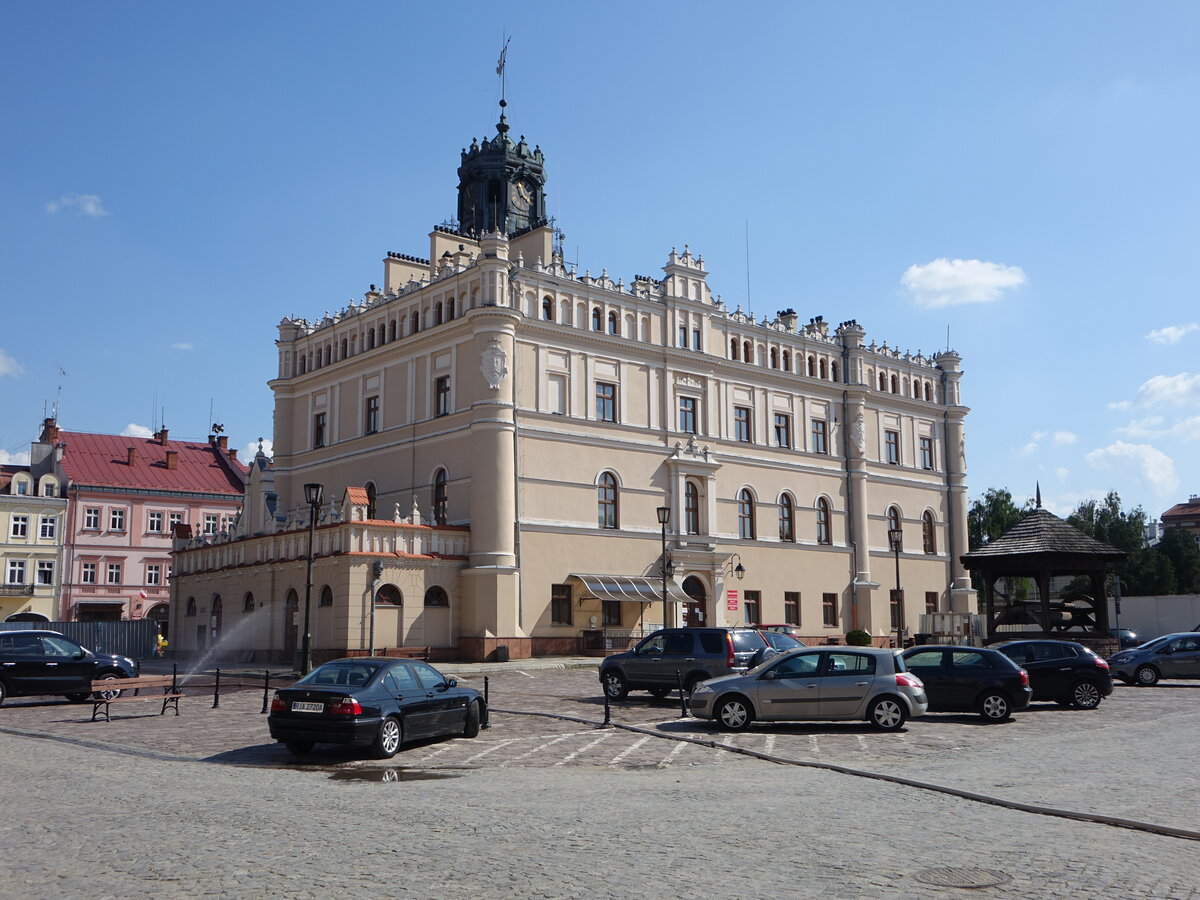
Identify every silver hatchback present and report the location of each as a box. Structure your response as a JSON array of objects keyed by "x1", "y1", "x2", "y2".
[{"x1": 689, "y1": 647, "x2": 927, "y2": 732}]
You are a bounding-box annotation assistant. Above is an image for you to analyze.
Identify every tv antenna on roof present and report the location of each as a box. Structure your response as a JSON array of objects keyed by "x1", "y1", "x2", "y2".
[{"x1": 52, "y1": 365, "x2": 68, "y2": 420}]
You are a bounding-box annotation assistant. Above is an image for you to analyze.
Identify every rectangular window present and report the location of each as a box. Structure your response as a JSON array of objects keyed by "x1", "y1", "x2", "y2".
[
  {"x1": 548, "y1": 374, "x2": 566, "y2": 415},
  {"x1": 147, "y1": 511, "x2": 163, "y2": 533},
  {"x1": 692, "y1": 329, "x2": 701, "y2": 351},
  {"x1": 169, "y1": 512, "x2": 183, "y2": 530},
  {"x1": 107, "y1": 563, "x2": 122, "y2": 585},
  {"x1": 85, "y1": 508, "x2": 100, "y2": 530},
  {"x1": 784, "y1": 591, "x2": 800, "y2": 626},
  {"x1": 602, "y1": 599, "x2": 622, "y2": 627},
  {"x1": 365, "y1": 395, "x2": 380, "y2": 434},
  {"x1": 15, "y1": 480, "x2": 27, "y2": 495},
  {"x1": 678, "y1": 324, "x2": 688, "y2": 348},
  {"x1": 885, "y1": 430, "x2": 901, "y2": 465},
  {"x1": 204, "y1": 514, "x2": 218, "y2": 535},
  {"x1": 7, "y1": 560, "x2": 25, "y2": 584},
  {"x1": 822, "y1": 592, "x2": 838, "y2": 627},
  {"x1": 37, "y1": 561, "x2": 54, "y2": 585},
  {"x1": 734, "y1": 406, "x2": 752, "y2": 442},
  {"x1": 81, "y1": 563, "x2": 97, "y2": 584},
  {"x1": 679, "y1": 396, "x2": 698, "y2": 434},
  {"x1": 42, "y1": 482, "x2": 56, "y2": 497},
  {"x1": 435, "y1": 376, "x2": 451, "y2": 417},
  {"x1": 39, "y1": 516, "x2": 56, "y2": 540},
  {"x1": 925, "y1": 591, "x2": 938, "y2": 615},
  {"x1": 551, "y1": 584, "x2": 572, "y2": 626},
  {"x1": 890, "y1": 589, "x2": 905, "y2": 630},
  {"x1": 10, "y1": 515, "x2": 28, "y2": 538},
  {"x1": 774, "y1": 413, "x2": 792, "y2": 449},
  {"x1": 811, "y1": 420, "x2": 827, "y2": 454},
  {"x1": 595, "y1": 382, "x2": 617, "y2": 423},
  {"x1": 743, "y1": 590, "x2": 761, "y2": 625},
  {"x1": 920, "y1": 436, "x2": 934, "y2": 470},
  {"x1": 109, "y1": 509, "x2": 126, "y2": 531},
  {"x1": 313, "y1": 412, "x2": 326, "y2": 448},
  {"x1": 147, "y1": 564, "x2": 161, "y2": 586}
]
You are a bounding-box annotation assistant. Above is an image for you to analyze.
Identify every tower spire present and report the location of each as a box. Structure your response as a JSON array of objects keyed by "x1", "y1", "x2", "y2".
[{"x1": 496, "y1": 35, "x2": 511, "y2": 135}]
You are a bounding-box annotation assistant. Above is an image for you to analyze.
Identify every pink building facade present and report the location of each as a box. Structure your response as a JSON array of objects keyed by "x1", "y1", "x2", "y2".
[{"x1": 30, "y1": 419, "x2": 246, "y2": 636}]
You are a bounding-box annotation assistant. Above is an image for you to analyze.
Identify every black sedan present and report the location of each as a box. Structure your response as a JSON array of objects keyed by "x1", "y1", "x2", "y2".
[
  {"x1": 0, "y1": 629, "x2": 138, "y2": 705},
  {"x1": 993, "y1": 639, "x2": 1114, "y2": 709},
  {"x1": 901, "y1": 645, "x2": 1031, "y2": 722},
  {"x1": 268, "y1": 658, "x2": 485, "y2": 758}
]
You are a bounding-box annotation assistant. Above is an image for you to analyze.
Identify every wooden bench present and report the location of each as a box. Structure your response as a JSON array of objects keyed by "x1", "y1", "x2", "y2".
[{"x1": 90, "y1": 675, "x2": 184, "y2": 722}]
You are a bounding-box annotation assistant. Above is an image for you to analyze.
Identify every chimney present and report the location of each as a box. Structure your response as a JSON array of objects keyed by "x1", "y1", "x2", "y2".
[
  {"x1": 166, "y1": 450, "x2": 178, "y2": 470},
  {"x1": 40, "y1": 418, "x2": 59, "y2": 444},
  {"x1": 217, "y1": 435, "x2": 228, "y2": 451},
  {"x1": 228, "y1": 448, "x2": 238, "y2": 461},
  {"x1": 126, "y1": 447, "x2": 136, "y2": 466},
  {"x1": 154, "y1": 427, "x2": 169, "y2": 444}
]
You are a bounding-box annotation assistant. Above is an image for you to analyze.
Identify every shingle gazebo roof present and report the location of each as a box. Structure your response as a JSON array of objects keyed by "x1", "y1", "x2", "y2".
[{"x1": 962, "y1": 508, "x2": 1126, "y2": 564}]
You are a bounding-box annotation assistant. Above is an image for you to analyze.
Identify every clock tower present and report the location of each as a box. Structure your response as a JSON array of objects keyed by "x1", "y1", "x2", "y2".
[{"x1": 457, "y1": 100, "x2": 547, "y2": 237}]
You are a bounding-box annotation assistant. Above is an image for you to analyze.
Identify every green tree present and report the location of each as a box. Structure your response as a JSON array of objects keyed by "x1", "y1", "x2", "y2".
[
  {"x1": 1122, "y1": 547, "x2": 1176, "y2": 596},
  {"x1": 1154, "y1": 528, "x2": 1200, "y2": 593},
  {"x1": 1067, "y1": 491, "x2": 1147, "y2": 555},
  {"x1": 967, "y1": 487, "x2": 1031, "y2": 550}
]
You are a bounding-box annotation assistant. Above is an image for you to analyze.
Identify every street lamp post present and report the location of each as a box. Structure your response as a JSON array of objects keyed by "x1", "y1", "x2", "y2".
[
  {"x1": 722, "y1": 553, "x2": 746, "y2": 624},
  {"x1": 888, "y1": 527, "x2": 903, "y2": 649},
  {"x1": 656, "y1": 506, "x2": 672, "y2": 629},
  {"x1": 301, "y1": 482, "x2": 324, "y2": 675}
]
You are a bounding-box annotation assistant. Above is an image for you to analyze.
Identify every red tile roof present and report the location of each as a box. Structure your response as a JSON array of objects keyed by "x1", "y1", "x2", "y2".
[
  {"x1": 57, "y1": 431, "x2": 246, "y2": 496},
  {"x1": 1162, "y1": 501, "x2": 1200, "y2": 519},
  {"x1": 344, "y1": 486, "x2": 370, "y2": 505}
]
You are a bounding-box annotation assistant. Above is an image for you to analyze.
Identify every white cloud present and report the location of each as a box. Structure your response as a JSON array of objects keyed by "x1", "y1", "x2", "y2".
[
  {"x1": 1146, "y1": 323, "x2": 1199, "y2": 345},
  {"x1": 1015, "y1": 441, "x2": 1038, "y2": 457},
  {"x1": 45, "y1": 193, "x2": 108, "y2": 217},
  {"x1": 0, "y1": 449, "x2": 31, "y2": 465},
  {"x1": 1055, "y1": 467, "x2": 1070, "y2": 482},
  {"x1": 120, "y1": 423, "x2": 153, "y2": 438},
  {"x1": 1131, "y1": 373, "x2": 1200, "y2": 408},
  {"x1": 171, "y1": 342, "x2": 194, "y2": 351},
  {"x1": 1108, "y1": 400, "x2": 1132, "y2": 411},
  {"x1": 901, "y1": 258, "x2": 1027, "y2": 309},
  {"x1": 1014, "y1": 430, "x2": 1075, "y2": 456},
  {"x1": 0, "y1": 349, "x2": 23, "y2": 378},
  {"x1": 243, "y1": 438, "x2": 273, "y2": 458},
  {"x1": 1052, "y1": 431, "x2": 1078, "y2": 446},
  {"x1": 1116, "y1": 415, "x2": 1200, "y2": 442},
  {"x1": 1084, "y1": 441, "x2": 1179, "y2": 496}
]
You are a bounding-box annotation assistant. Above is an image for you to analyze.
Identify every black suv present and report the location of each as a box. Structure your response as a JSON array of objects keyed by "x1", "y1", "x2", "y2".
[
  {"x1": 0, "y1": 630, "x2": 138, "y2": 705},
  {"x1": 993, "y1": 639, "x2": 1114, "y2": 709},
  {"x1": 901, "y1": 645, "x2": 1032, "y2": 722},
  {"x1": 599, "y1": 628, "x2": 773, "y2": 700}
]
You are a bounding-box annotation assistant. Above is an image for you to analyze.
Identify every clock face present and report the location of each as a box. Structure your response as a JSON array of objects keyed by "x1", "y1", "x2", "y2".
[{"x1": 510, "y1": 180, "x2": 532, "y2": 212}]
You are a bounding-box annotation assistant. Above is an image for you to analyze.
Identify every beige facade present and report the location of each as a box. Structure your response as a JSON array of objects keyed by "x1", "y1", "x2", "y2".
[
  {"x1": 0, "y1": 467, "x2": 66, "y2": 622},
  {"x1": 170, "y1": 115, "x2": 973, "y2": 663}
]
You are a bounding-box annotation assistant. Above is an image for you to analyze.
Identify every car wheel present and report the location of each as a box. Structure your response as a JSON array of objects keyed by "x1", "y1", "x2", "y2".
[
  {"x1": 0, "y1": 679, "x2": 7, "y2": 706},
  {"x1": 93, "y1": 673, "x2": 123, "y2": 701},
  {"x1": 1135, "y1": 665, "x2": 1160, "y2": 687},
  {"x1": 371, "y1": 716, "x2": 403, "y2": 759},
  {"x1": 868, "y1": 696, "x2": 907, "y2": 731},
  {"x1": 648, "y1": 686, "x2": 671, "y2": 699},
  {"x1": 601, "y1": 670, "x2": 628, "y2": 701},
  {"x1": 463, "y1": 699, "x2": 481, "y2": 739},
  {"x1": 978, "y1": 691, "x2": 1011, "y2": 722},
  {"x1": 285, "y1": 741, "x2": 314, "y2": 755},
  {"x1": 65, "y1": 692, "x2": 92, "y2": 703},
  {"x1": 715, "y1": 695, "x2": 753, "y2": 732},
  {"x1": 1070, "y1": 680, "x2": 1103, "y2": 709}
]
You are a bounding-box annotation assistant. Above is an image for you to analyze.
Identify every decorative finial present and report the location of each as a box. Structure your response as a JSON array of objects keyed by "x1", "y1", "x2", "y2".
[{"x1": 1036, "y1": 482, "x2": 1042, "y2": 509}]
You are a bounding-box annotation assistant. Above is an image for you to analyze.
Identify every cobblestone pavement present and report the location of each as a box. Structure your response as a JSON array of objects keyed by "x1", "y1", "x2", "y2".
[{"x1": 1, "y1": 665, "x2": 1198, "y2": 897}]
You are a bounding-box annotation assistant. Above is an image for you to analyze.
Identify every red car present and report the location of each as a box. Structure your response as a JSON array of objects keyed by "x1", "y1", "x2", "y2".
[{"x1": 758, "y1": 624, "x2": 805, "y2": 641}]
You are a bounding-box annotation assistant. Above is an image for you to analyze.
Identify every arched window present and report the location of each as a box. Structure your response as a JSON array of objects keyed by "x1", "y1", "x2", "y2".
[
  {"x1": 298, "y1": 356, "x2": 307, "y2": 375},
  {"x1": 242, "y1": 592, "x2": 254, "y2": 613},
  {"x1": 816, "y1": 497, "x2": 831, "y2": 545},
  {"x1": 830, "y1": 361, "x2": 839, "y2": 382},
  {"x1": 778, "y1": 494, "x2": 795, "y2": 542},
  {"x1": 782, "y1": 350, "x2": 791, "y2": 371},
  {"x1": 770, "y1": 348, "x2": 779, "y2": 369},
  {"x1": 424, "y1": 586, "x2": 449, "y2": 607},
  {"x1": 434, "y1": 302, "x2": 444, "y2": 325},
  {"x1": 879, "y1": 372, "x2": 887, "y2": 391},
  {"x1": 684, "y1": 481, "x2": 701, "y2": 535},
  {"x1": 319, "y1": 585, "x2": 333, "y2": 607},
  {"x1": 738, "y1": 489, "x2": 756, "y2": 540},
  {"x1": 432, "y1": 469, "x2": 448, "y2": 525},
  {"x1": 411, "y1": 312, "x2": 420, "y2": 334},
  {"x1": 730, "y1": 338, "x2": 739, "y2": 360},
  {"x1": 922, "y1": 511, "x2": 937, "y2": 555},
  {"x1": 389, "y1": 319, "x2": 397, "y2": 341},
  {"x1": 365, "y1": 481, "x2": 377, "y2": 520},
  {"x1": 819, "y1": 358, "x2": 828, "y2": 379},
  {"x1": 447, "y1": 298, "x2": 456, "y2": 320},
  {"x1": 887, "y1": 506, "x2": 903, "y2": 548},
  {"x1": 808, "y1": 356, "x2": 816, "y2": 377},
  {"x1": 211, "y1": 595, "x2": 223, "y2": 637},
  {"x1": 925, "y1": 382, "x2": 933, "y2": 402},
  {"x1": 592, "y1": 307, "x2": 603, "y2": 331},
  {"x1": 743, "y1": 341, "x2": 751, "y2": 363},
  {"x1": 367, "y1": 328, "x2": 376, "y2": 350},
  {"x1": 597, "y1": 472, "x2": 618, "y2": 529},
  {"x1": 341, "y1": 338, "x2": 348, "y2": 359},
  {"x1": 891, "y1": 375, "x2": 899, "y2": 394},
  {"x1": 607, "y1": 311, "x2": 618, "y2": 335},
  {"x1": 375, "y1": 584, "x2": 402, "y2": 605},
  {"x1": 543, "y1": 297, "x2": 553, "y2": 320},
  {"x1": 185, "y1": 597, "x2": 197, "y2": 616},
  {"x1": 324, "y1": 345, "x2": 332, "y2": 366}
]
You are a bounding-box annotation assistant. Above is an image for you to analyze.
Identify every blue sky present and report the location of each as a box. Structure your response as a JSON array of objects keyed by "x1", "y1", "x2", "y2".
[{"x1": 2, "y1": 2, "x2": 1198, "y2": 521}]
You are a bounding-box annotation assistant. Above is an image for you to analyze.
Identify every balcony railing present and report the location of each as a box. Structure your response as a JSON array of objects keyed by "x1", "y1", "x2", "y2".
[{"x1": 0, "y1": 584, "x2": 35, "y2": 597}]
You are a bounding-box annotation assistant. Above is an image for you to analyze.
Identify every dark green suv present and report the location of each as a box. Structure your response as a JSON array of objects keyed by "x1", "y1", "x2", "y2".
[{"x1": 599, "y1": 628, "x2": 773, "y2": 700}]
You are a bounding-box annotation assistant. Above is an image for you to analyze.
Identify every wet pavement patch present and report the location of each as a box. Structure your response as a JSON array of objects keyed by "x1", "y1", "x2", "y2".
[
  {"x1": 913, "y1": 867, "x2": 1012, "y2": 889},
  {"x1": 329, "y1": 767, "x2": 467, "y2": 783}
]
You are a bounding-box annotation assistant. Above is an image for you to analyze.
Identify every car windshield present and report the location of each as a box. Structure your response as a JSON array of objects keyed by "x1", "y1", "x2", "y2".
[
  {"x1": 1132, "y1": 636, "x2": 1172, "y2": 652},
  {"x1": 296, "y1": 662, "x2": 378, "y2": 688},
  {"x1": 730, "y1": 631, "x2": 766, "y2": 651}
]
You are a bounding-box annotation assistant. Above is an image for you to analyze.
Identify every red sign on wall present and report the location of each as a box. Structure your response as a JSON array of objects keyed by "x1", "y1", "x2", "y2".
[{"x1": 726, "y1": 590, "x2": 739, "y2": 611}]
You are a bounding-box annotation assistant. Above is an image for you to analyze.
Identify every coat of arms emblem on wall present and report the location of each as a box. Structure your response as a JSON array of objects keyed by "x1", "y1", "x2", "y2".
[{"x1": 481, "y1": 338, "x2": 508, "y2": 390}]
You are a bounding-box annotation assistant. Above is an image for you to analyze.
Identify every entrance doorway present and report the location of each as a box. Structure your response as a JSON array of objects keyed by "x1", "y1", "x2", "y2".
[{"x1": 682, "y1": 576, "x2": 707, "y2": 627}]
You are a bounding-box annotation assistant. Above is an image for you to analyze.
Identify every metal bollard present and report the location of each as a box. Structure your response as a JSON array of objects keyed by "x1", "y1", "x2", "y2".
[
  {"x1": 212, "y1": 668, "x2": 221, "y2": 709},
  {"x1": 603, "y1": 688, "x2": 611, "y2": 726},
  {"x1": 676, "y1": 670, "x2": 688, "y2": 717},
  {"x1": 482, "y1": 676, "x2": 490, "y2": 729},
  {"x1": 260, "y1": 669, "x2": 270, "y2": 714}
]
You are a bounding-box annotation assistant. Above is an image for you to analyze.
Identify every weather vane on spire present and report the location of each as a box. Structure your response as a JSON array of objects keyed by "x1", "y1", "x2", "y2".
[{"x1": 496, "y1": 35, "x2": 511, "y2": 104}]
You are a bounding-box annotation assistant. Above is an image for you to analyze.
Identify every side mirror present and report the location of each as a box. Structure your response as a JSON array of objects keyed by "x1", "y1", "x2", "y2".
[
  {"x1": 446, "y1": 678, "x2": 457, "y2": 688},
  {"x1": 762, "y1": 670, "x2": 776, "y2": 681},
  {"x1": 73, "y1": 650, "x2": 86, "y2": 660},
  {"x1": 1160, "y1": 646, "x2": 1175, "y2": 655}
]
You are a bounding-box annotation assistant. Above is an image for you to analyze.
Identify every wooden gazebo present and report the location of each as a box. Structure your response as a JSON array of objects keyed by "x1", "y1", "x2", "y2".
[{"x1": 961, "y1": 507, "x2": 1125, "y2": 651}]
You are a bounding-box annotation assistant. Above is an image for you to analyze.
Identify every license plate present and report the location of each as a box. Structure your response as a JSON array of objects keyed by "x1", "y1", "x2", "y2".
[{"x1": 291, "y1": 701, "x2": 324, "y2": 713}]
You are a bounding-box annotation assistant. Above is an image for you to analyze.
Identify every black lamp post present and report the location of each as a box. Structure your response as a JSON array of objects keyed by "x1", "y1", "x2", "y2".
[
  {"x1": 888, "y1": 527, "x2": 903, "y2": 649},
  {"x1": 301, "y1": 482, "x2": 324, "y2": 675},
  {"x1": 656, "y1": 505, "x2": 673, "y2": 628}
]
